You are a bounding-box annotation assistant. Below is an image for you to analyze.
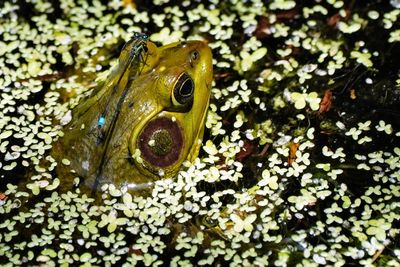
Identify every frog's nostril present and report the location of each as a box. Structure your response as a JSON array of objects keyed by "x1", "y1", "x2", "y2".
[{"x1": 191, "y1": 50, "x2": 199, "y2": 61}]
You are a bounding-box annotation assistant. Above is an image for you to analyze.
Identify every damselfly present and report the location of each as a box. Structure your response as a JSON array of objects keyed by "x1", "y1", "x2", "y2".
[
  {"x1": 90, "y1": 32, "x2": 150, "y2": 192},
  {"x1": 96, "y1": 32, "x2": 149, "y2": 132}
]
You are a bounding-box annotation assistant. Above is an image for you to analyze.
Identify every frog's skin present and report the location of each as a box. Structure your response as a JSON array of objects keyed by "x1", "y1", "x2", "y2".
[{"x1": 52, "y1": 38, "x2": 213, "y2": 194}]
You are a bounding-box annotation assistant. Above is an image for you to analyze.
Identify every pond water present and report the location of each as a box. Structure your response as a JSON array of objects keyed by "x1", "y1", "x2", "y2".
[{"x1": 0, "y1": 1, "x2": 399, "y2": 266}]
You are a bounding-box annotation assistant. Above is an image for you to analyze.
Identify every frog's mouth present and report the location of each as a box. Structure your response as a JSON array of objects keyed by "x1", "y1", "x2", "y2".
[{"x1": 136, "y1": 116, "x2": 183, "y2": 168}]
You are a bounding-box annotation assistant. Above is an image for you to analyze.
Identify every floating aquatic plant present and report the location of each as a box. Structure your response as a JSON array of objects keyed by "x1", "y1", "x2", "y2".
[{"x1": 1, "y1": 0, "x2": 399, "y2": 266}]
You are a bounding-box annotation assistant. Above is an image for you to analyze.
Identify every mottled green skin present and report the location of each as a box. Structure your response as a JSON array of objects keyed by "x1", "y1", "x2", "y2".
[{"x1": 52, "y1": 40, "x2": 213, "y2": 194}]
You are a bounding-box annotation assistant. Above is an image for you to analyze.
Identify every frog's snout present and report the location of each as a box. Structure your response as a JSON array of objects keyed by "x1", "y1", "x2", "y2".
[{"x1": 137, "y1": 116, "x2": 183, "y2": 168}]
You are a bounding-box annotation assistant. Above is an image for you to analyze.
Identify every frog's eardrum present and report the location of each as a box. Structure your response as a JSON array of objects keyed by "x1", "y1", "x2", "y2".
[{"x1": 137, "y1": 116, "x2": 183, "y2": 167}]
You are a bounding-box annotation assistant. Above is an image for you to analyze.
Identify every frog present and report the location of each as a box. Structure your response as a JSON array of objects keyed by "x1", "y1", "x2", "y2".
[{"x1": 51, "y1": 34, "x2": 213, "y2": 195}]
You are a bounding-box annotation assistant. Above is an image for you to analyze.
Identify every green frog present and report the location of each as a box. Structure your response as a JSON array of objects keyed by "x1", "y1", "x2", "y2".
[{"x1": 52, "y1": 34, "x2": 213, "y2": 194}]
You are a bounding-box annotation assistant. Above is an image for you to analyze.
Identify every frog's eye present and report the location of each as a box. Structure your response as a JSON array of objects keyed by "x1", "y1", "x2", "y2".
[{"x1": 172, "y1": 72, "x2": 194, "y2": 106}]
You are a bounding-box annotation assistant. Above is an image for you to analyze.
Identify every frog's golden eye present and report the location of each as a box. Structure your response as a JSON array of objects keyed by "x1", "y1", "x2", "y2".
[{"x1": 172, "y1": 72, "x2": 194, "y2": 106}]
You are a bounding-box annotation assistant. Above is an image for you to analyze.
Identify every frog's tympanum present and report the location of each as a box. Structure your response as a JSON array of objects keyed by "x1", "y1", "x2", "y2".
[{"x1": 52, "y1": 35, "x2": 213, "y2": 194}]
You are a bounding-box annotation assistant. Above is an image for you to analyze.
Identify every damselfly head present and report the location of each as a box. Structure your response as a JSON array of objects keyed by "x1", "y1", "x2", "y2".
[{"x1": 132, "y1": 32, "x2": 149, "y2": 41}]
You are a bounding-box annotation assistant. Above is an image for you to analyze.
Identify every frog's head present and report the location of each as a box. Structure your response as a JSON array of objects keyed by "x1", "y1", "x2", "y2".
[
  {"x1": 52, "y1": 38, "x2": 212, "y2": 192},
  {"x1": 129, "y1": 40, "x2": 213, "y2": 178}
]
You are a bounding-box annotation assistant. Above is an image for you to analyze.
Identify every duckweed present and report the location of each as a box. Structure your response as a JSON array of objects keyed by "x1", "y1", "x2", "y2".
[{"x1": 0, "y1": 0, "x2": 399, "y2": 266}]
